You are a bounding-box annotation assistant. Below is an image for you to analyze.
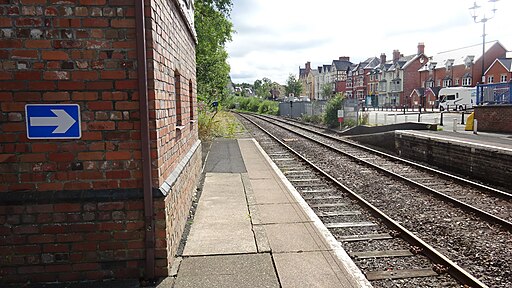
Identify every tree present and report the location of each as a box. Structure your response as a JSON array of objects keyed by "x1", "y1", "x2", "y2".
[
  {"x1": 321, "y1": 83, "x2": 333, "y2": 99},
  {"x1": 254, "y1": 77, "x2": 272, "y2": 99},
  {"x1": 195, "y1": 0, "x2": 234, "y2": 103},
  {"x1": 323, "y1": 92, "x2": 345, "y2": 128},
  {"x1": 285, "y1": 74, "x2": 303, "y2": 97}
]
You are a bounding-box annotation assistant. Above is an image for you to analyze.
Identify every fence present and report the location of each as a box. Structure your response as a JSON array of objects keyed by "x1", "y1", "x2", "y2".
[
  {"x1": 279, "y1": 100, "x2": 329, "y2": 118},
  {"x1": 279, "y1": 101, "x2": 312, "y2": 118},
  {"x1": 342, "y1": 98, "x2": 360, "y2": 123},
  {"x1": 476, "y1": 82, "x2": 512, "y2": 105}
]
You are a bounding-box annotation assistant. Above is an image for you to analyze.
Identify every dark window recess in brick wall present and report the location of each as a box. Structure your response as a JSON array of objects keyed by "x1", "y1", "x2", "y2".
[
  {"x1": 174, "y1": 70, "x2": 182, "y2": 127},
  {"x1": 189, "y1": 80, "x2": 194, "y2": 121}
]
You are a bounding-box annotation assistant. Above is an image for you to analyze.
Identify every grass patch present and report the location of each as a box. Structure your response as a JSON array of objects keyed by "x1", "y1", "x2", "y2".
[{"x1": 198, "y1": 110, "x2": 245, "y2": 142}]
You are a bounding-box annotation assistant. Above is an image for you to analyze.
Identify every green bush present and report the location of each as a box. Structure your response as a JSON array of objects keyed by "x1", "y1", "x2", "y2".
[
  {"x1": 258, "y1": 100, "x2": 279, "y2": 115},
  {"x1": 323, "y1": 93, "x2": 345, "y2": 128},
  {"x1": 223, "y1": 96, "x2": 278, "y2": 115},
  {"x1": 301, "y1": 114, "x2": 323, "y2": 125}
]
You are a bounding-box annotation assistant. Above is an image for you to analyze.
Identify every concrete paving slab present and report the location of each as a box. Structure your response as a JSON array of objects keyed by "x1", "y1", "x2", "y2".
[
  {"x1": 182, "y1": 173, "x2": 256, "y2": 256},
  {"x1": 204, "y1": 139, "x2": 246, "y2": 173},
  {"x1": 254, "y1": 203, "x2": 311, "y2": 224},
  {"x1": 238, "y1": 139, "x2": 276, "y2": 179},
  {"x1": 155, "y1": 277, "x2": 175, "y2": 288},
  {"x1": 174, "y1": 254, "x2": 279, "y2": 288},
  {"x1": 250, "y1": 178, "x2": 295, "y2": 204},
  {"x1": 252, "y1": 225, "x2": 271, "y2": 253},
  {"x1": 263, "y1": 222, "x2": 330, "y2": 253},
  {"x1": 273, "y1": 251, "x2": 360, "y2": 288}
]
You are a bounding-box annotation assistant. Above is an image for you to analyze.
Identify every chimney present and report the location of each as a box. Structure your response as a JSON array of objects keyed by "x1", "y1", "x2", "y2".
[
  {"x1": 380, "y1": 53, "x2": 386, "y2": 64},
  {"x1": 393, "y1": 50, "x2": 400, "y2": 63},
  {"x1": 339, "y1": 56, "x2": 350, "y2": 61},
  {"x1": 305, "y1": 61, "x2": 311, "y2": 71},
  {"x1": 417, "y1": 42, "x2": 425, "y2": 55}
]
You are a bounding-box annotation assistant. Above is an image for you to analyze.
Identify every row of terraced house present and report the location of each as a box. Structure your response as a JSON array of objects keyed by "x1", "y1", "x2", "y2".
[{"x1": 299, "y1": 41, "x2": 511, "y2": 108}]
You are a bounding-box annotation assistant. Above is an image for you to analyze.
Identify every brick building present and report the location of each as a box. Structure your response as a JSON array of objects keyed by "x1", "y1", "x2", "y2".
[
  {"x1": 416, "y1": 41, "x2": 507, "y2": 108},
  {"x1": 0, "y1": 0, "x2": 201, "y2": 285},
  {"x1": 374, "y1": 43, "x2": 428, "y2": 107}
]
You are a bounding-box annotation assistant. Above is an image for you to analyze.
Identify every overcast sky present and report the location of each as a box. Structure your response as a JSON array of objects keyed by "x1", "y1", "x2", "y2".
[{"x1": 226, "y1": 0, "x2": 512, "y2": 85}]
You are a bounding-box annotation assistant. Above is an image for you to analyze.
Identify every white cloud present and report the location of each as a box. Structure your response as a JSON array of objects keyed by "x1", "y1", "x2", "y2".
[{"x1": 226, "y1": 0, "x2": 512, "y2": 85}]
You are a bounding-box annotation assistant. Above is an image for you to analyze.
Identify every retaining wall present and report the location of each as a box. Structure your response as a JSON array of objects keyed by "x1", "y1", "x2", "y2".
[
  {"x1": 395, "y1": 131, "x2": 512, "y2": 188},
  {"x1": 474, "y1": 105, "x2": 512, "y2": 133}
]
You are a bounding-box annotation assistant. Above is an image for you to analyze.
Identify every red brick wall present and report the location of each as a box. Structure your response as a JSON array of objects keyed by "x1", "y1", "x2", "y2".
[
  {"x1": 0, "y1": 0, "x2": 141, "y2": 192},
  {"x1": 0, "y1": 0, "x2": 200, "y2": 285},
  {"x1": 146, "y1": 0, "x2": 197, "y2": 188},
  {"x1": 474, "y1": 105, "x2": 512, "y2": 133},
  {"x1": 485, "y1": 61, "x2": 511, "y2": 83},
  {"x1": 403, "y1": 58, "x2": 423, "y2": 106},
  {"x1": 1, "y1": 198, "x2": 146, "y2": 284}
]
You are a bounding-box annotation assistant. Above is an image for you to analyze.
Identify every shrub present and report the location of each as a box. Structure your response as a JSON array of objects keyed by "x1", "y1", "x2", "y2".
[{"x1": 323, "y1": 93, "x2": 345, "y2": 128}]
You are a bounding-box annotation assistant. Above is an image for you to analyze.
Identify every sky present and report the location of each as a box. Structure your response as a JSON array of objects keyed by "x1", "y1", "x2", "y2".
[{"x1": 225, "y1": 0, "x2": 512, "y2": 85}]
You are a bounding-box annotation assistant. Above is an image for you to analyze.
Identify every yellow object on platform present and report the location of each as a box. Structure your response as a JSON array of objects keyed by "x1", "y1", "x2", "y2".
[{"x1": 465, "y1": 112, "x2": 474, "y2": 131}]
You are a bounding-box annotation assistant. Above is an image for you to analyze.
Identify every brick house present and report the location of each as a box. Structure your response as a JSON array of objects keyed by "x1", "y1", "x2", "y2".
[
  {"x1": 484, "y1": 57, "x2": 512, "y2": 84},
  {"x1": 314, "y1": 64, "x2": 332, "y2": 100},
  {"x1": 298, "y1": 61, "x2": 310, "y2": 97},
  {"x1": 417, "y1": 41, "x2": 507, "y2": 107},
  {"x1": 331, "y1": 56, "x2": 352, "y2": 94},
  {"x1": 305, "y1": 67, "x2": 318, "y2": 100},
  {"x1": 0, "y1": 0, "x2": 201, "y2": 285},
  {"x1": 375, "y1": 43, "x2": 428, "y2": 107},
  {"x1": 349, "y1": 57, "x2": 379, "y2": 102}
]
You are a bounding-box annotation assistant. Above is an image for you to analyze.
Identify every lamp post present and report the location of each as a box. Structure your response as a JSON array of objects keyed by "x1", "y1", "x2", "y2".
[{"x1": 469, "y1": 0, "x2": 498, "y2": 84}]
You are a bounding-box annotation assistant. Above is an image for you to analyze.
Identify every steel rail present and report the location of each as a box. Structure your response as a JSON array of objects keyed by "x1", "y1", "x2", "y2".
[
  {"x1": 247, "y1": 113, "x2": 512, "y2": 231},
  {"x1": 262, "y1": 113, "x2": 511, "y2": 199},
  {"x1": 239, "y1": 113, "x2": 488, "y2": 288}
]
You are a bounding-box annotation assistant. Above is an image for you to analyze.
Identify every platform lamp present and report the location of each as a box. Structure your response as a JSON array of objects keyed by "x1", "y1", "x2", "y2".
[{"x1": 469, "y1": 0, "x2": 498, "y2": 84}]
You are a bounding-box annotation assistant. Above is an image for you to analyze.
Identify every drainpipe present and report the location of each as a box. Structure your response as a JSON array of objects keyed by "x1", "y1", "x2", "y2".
[{"x1": 135, "y1": 0, "x2": 155, "y2": 281}]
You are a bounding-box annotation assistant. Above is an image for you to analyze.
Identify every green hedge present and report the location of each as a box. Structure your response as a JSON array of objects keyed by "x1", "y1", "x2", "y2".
[{"x1": 225, "y1": 96, "x2": 278, "y2": 115}]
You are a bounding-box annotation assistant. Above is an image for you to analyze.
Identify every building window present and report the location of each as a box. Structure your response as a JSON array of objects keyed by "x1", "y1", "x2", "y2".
[
  {"x1": 427, "y1": 81, "x2": 434, "y2": 88},
  {"x1": 174, "y1": 70, "x2": 182, "y2": 127},
  {"x1": 189, "y1": 80, "x2": 194, "y2": 121},
  {"x1": 443, "y1": 79, "x2": 452, "y2": 87},
  {"x1": 462, "y1": 77, "x2": 472, "y2": 86},
  {"x1": 455, "y1": 78, "x2": 459, "y2": 85},
  {"x1": 501, "y1": 74, "x2": 507, "y2": 83},
  {"x1": 488, "y1": 75, "x2": 494, "y2": 84}
]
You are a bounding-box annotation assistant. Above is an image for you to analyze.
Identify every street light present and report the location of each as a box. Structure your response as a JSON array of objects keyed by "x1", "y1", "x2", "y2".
[{"x1": 469, "y1": 0, "x2": 498, "y2": 84}]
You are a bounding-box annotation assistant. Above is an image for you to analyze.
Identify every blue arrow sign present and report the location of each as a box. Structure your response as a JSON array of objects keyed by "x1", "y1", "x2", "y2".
[{"x1": 25, "y1": 104, "x2": 81, "y2": 139}]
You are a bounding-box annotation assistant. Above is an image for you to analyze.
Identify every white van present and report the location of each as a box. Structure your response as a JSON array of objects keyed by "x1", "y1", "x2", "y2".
[{"x1": 438, "y1": 87, "x2": 476, "y2": 111}]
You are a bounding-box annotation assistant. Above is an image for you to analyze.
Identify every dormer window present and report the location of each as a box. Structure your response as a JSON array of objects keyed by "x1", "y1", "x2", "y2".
[
  {"x1": 464, "y1": 56, "x2": 475, "y2": 69},
  {"x1": 445, "y1": 59, "x2": 454, "y2": 70},
  {"x1": 428, "y1": 62, "x2": 437, "y2": 72}
]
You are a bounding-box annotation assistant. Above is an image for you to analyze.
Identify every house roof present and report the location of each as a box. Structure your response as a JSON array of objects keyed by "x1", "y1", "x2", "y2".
[
  {"x1": 363, "y1": 57, "x2": 380, "y2": 69},
  {"x1": 424, "y1": 41, "x2": 505, "y2": 71},
  {"x1": 332, "y1": 59, "x2": 352, "y2": 71},
  {"x1": 426, "y1": 86, "x2": 441, "y2": 96},
  {"x1": 497, "y1": 58, "x2": 512, "y2": 71},
  {"x1": 299, "y1": 68, "x2": 306, "y2": 77},
  {"x1": 411, "y1": 88, "x2": 425, "y2": 97},
  {"x1": 307, "y1": 69, "x2": 319, "y2": 77}
]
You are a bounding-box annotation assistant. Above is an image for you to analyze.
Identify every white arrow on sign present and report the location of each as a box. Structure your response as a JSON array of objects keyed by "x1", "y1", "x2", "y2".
[{"x1": 30, "y1": 109, "x2": 76, "y2": 134}]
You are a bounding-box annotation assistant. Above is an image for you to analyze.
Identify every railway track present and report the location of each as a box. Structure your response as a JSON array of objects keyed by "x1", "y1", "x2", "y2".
[
  {"x1": 257, "y1": 114, "x2": 512, "y2": 226},
  {"x1": 237, "y1": 112, "x2": 512, "y2": 288}
]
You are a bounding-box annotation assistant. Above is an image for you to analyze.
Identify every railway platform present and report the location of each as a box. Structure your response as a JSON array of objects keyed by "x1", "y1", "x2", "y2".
[
  {"x1": 168, "y1": 138, "x2": 371, "y2": 288},
  {"x1": 396, "y1": 129, "x2": 512, "y2": 152}
]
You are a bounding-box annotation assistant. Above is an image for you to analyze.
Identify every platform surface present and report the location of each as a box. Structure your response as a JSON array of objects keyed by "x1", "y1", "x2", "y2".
[
  {"x1": 172, "y1": 138, "x2": 370, "y2": 288},
  {"x1": 398, "y1": 130, "x2": 512, "y2": 153}
]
